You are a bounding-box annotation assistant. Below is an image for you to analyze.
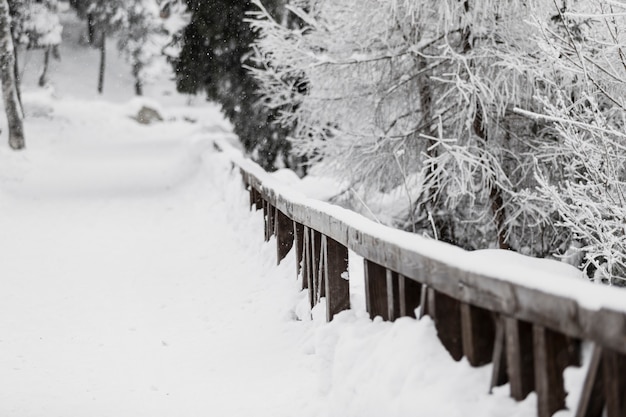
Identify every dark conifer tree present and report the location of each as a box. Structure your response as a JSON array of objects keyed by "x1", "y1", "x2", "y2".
[{"x1": 174, "y1": 0, "x2": 290, "y2": 170}]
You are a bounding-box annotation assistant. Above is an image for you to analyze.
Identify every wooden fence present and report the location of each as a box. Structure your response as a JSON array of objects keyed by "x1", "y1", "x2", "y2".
[{"x1": 230, "y1": 151, "x2": 626, "y2": 417}]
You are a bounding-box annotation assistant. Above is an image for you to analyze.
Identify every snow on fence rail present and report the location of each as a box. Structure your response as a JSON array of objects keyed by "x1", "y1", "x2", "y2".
[{"x1": 213, "y1": 139, "x2": 626, "y2": 417}]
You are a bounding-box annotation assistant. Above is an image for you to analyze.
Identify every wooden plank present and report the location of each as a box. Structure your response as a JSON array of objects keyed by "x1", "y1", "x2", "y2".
[
  {"x1": 323, "y1": 235, "x2": 350, "y2": 321},
  {"x1": 303, "y1": 226, "x2": 312, "y2": 298},
  {"x1": 364, "y1": 259, "x2": 388, "y2": 320},
  {"x1": 275, "y1": 208, "x2": 294, "y2": 264},
  {"x1": 533, "y1": 325, "x2": 567, "y2": 417},
  {"x1": 294, "y1": 222, "x2": 304, "y2": 277},
  {"x1": 399, "y1": 274, "x2": 421, "y2": 318},
  {"x1": 262, "y1": 199, "x2": 269, "y2": 242},
  {"x1": 574, "y1": 345, "x2": 604, "y2": 417},
  {"x1": 268, "y1": 203, "x2": 276, "y2": 239},
  {"x1": 419, "y1": 284, "x2": 429, "y2": 319},
  {"x1": 431, "y1": 290, "x2": 463, "y2": 361},
  {"x1": 505, "y1": 317, "x2": 535, "y2": 401},
  {"x1": 490, "y1": 315, "x2": 508, "y2": 392},
  {"x1": 311, "y1": 229, "x2": 323, "y2": 303},
  {"x1": 461, "y1": 303, "x2": 495, "y2": 367},
  {"x1": 603, "y1": 349, "x2": 626, "y2": 417},
  {"x1": 253, "y1": 188, "x2": 263, "y2": 211},
  {"x1": 386, "y1": 270, "x2": 401, "y2": 321}
]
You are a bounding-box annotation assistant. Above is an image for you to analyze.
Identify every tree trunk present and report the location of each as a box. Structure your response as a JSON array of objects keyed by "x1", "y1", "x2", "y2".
[
  {"x1": 39, "y1": 47, "x2": 50, "y2": 87},
  {"x1": 87, "y1": 13, "x2": 95, "y2": 45},
  {"x1": 11, "y1": 32, "x2": 22, "y2": 113},
  {"x1": 98, "y1": 32, "x2": 105, "y2": 94},
  {"x1": 0, "y1": 0, "x2": 24, "y2": 150},
  {"x1": 133, "y1": 58, "x2": 143, "y2": 96}
]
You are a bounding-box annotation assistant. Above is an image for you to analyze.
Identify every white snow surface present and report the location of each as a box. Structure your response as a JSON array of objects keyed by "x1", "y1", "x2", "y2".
[{"x1": 0, "y1": 7, "x2": 601, "y2": 417}]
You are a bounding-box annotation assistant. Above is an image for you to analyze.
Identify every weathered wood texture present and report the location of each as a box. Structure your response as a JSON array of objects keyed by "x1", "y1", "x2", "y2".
[
  {"x1": 275, "y1": 208, "x2": 294, "y2": 264},
  {"x1": 533, "y1": 325, "x2": 567, "y2": 417},
  {"x1": 323, "y1": 235, "x2": 350, "y2": 321},
  {"x1": 575, "y1": 345, "x2": 604, "y2": 417},
  {"x1": 461, "y1": 303, "x2": 495, "y2": 366},
  {"x1": 364, "y1": 260, "x2": 388, "y2": 321},
  {"x1": 429, "y1": 290, "x2": 463, "y2": 361},
  {"x1": 294, "y1": 222, "x2": 304, "y2": 277},
  {"x1": 505, "y1": 317, "x2": 535, "y2": 400},
  {"x1": 603, "y1": 350, "x2": 626, "y2": 417},
  {"x1": 399, "y1": 274, "x2": 421, "y2": 318},
  {"x1": 490, "y1": 316, "x2": 508, "y2": 391}
]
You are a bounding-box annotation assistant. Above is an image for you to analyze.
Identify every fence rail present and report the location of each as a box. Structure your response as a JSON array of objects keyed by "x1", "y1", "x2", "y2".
[{"x1": 221, "y1": 141, "x2": 626, "y2": 417}]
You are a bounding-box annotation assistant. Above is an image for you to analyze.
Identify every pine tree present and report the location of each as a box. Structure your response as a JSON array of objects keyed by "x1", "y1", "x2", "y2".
[{"x1": 174, "y1": 0, "x2": 290, "y2": 170}]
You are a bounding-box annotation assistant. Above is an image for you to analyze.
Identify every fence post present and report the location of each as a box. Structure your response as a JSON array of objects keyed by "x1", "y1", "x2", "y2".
[
  {"x1": 533, "y1": 325, "x2": 567, "y2": 417},
  {"x1": 429, "y1": 290, "x2": 463, "y2": 361},
  {"x1": 386, "y1": 270, "x2": 401, "y2": 321},
  {"x1": 311, "y1": 229, "x2": 323, "y2": 304},
  {"x1": 461, "y1": 303, "x2": 496, "y2": 367},
  {"x1": 505, "y1": 317, "x2": 535, "y2": 401},
  {"x1": 262, "y1": 199, "x2": 269, "y2": 241},
  {"x1": 253, "y1": 188, "x2": 263, "y2": 211},
  {"x1": 294, "y1": 222, "x2": 304, "y2": 278},
  {"x1": 364, "y1": 259, "x2": 388, "y2": 320},
  {"x1": 303, "y1": 226, "x2": 312, "y2": 296},
  {"x1": 398, "y1": 275, "x2": 421, "y2": 318},
  {"x1": 603, "y1": 349, "x2": 626, "y2": 417},
  {"x1": 575, "y1": 345, "x2": 604, "y2": 417},
  {"x1": 275, "y1": 208, "x2": 294, "y2": 264},
  {"x1": 323, "y1": 235, "x2": 350, "y2": 321},
  {"x1": 490, "y1": 315, "x2": 509, "y2": 391}
]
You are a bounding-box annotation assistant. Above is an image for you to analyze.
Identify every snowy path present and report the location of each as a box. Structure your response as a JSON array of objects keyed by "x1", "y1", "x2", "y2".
[{"x1": 0, "y1": 132, "x2": 320, "y2": 417}]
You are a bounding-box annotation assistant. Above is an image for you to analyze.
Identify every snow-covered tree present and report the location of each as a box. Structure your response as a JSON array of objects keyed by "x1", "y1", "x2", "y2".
[
  {"x1": 0, "y1": 0, "x2": 24, "y2": 149},
  {"x1": 251, "y1": 0, "x2": 626, "y2": 284},
  {"x1": 250, "y1": 0, "x2": 558, "y2": 252},
  {"x1": 174, "y1": 0, "x2": 291, "y2": 171},
  {"x1": 15, "y1": 0, "x2": 63, "y2": 86},
  {"x1": 86, "y1": 0, "x2": 125, "y2": 93},
  {"x1": 526, "y1": 0, "x2": 626, "y2": 284},
  {"x1": 117, "y1": 0, "x2": 188, "y2": 96}
]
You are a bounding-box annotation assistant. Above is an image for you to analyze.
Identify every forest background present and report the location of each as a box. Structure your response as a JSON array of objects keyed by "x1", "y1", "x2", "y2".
[{"x1": 1, "y1": 0, "x2": 625, "y2": 285}]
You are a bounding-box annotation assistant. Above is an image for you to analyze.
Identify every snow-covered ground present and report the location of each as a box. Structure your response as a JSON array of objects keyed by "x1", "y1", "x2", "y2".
[{"x1": 0, "y1": 7, "x2": 593, "y2": 417}]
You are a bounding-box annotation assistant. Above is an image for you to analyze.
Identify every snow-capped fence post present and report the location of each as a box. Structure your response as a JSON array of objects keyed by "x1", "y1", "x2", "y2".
[
  {"x1": 322, "y1": 235, "x2": 349, "y2": 321},
  {"x1": 275, "y1": 208, "x2": 293, "y2": 264}
]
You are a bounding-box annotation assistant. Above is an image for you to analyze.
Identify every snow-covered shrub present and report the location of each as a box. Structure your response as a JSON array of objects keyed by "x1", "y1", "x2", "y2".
[{"x1": 528, "y1": 0, "x2": 626, "y2": 284}]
